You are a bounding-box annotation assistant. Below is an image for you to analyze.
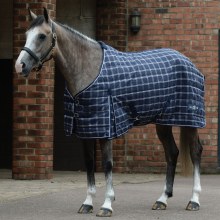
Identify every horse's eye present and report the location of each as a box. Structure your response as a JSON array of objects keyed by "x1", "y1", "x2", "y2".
[{"x1": 38, "y1": 34, "x2": 46, "y2": 41}]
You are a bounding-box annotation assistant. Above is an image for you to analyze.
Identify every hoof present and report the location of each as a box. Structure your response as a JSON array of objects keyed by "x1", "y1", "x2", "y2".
[
  {"x1": 78, "y1": 204, "x2": 93, "y2": 214},
  {"x1": 152, "y1": 201, "x2": 167, "y2": 210},
  {"x1": 96, "y1": 208, "x2": 113, "y2": 217},
  {"x1": 186, "y1": 201, "x2": 200, "y2": 211}
]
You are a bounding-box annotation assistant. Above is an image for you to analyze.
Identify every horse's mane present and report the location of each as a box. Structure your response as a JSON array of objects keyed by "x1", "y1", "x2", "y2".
[{"x1": 56, "y1": 22, "x2": 97, "y2": 45}]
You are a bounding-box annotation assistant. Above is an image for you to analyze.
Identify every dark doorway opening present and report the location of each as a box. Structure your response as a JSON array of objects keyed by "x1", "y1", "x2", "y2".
[
  {"x1": 0, "y1": 60, "x2": 13, "y2": 169},
  {"x1": 53, "y1": 69, "x2": 86, "y2": 171}
]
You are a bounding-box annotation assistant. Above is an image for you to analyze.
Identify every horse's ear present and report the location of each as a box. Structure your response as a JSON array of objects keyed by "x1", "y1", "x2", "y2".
[
  {"x1": 28, "y1": 8, "x2": 37, "y2": 21},
  {"x1": 43, "y1": 7, "x2": 49, "y2": 23}
]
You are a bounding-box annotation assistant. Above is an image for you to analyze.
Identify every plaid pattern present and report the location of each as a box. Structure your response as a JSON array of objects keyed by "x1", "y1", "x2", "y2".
[{"x1": 64, "y1": 42, "x2": 205, "y2": 139}]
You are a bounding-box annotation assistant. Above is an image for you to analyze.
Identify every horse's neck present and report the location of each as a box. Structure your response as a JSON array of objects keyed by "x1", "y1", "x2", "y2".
[{"x1": 53, "y1": 23, "x2": 103, "y2": 96}]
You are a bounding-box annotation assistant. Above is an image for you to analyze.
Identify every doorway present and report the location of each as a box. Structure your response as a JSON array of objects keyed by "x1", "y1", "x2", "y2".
[{"x1": 54, "y1": 0, "x2": 96, "y2": 170}]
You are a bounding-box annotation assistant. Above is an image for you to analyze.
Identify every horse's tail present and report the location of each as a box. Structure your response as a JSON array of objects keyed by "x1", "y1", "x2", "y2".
[{"x1": 179, "y1": 127, "x2": 193, "y2": 176}]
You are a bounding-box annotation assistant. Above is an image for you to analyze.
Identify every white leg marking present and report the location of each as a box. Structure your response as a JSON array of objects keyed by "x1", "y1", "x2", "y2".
[
  {"x1": 83, "y1": 186, "x2": 96, "y2": 206},
  {"x1": 190, "y1": 165, "x2": 201, "y2": 205},
  {"x1": 101, "y1": 173, "x2": 115, "y2": 211},
  {"x1": 157, "y1": 185, "x2": 168, "y2": 205}
]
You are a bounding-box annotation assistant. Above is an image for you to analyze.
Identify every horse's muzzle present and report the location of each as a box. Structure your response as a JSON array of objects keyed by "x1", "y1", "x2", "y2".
[
  {"x1": 15, "y1": 61, "x2": 31, "y2": 77},
  {"x1": 15, "y1": 62, "x2": 23, "y2": 74}
]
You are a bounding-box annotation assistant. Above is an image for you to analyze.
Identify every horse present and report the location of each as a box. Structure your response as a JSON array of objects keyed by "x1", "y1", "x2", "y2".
[{"x1": 15, "y1": 8, "x2": 205, "y2": 217}]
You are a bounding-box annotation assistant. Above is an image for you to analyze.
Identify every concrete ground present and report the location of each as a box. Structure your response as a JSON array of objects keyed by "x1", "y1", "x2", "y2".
[{"x1": 0, "y1": 170, "x2": 219, "y2": 220}]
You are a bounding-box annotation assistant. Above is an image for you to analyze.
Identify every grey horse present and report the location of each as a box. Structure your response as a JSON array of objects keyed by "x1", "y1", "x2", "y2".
[{"x1": 15, "y1": 8, "x2": 204, "y2": 217}]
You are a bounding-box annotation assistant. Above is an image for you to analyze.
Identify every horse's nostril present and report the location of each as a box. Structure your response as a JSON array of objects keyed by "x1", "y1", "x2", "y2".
[{"x1": 21, "y1": 62, "x2": 26, "y2": 69}]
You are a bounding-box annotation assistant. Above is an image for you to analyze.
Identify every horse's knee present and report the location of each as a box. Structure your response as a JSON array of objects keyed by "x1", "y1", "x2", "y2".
[{"x1": 103, "y1": 160, "x2": 113, "y2": 173}]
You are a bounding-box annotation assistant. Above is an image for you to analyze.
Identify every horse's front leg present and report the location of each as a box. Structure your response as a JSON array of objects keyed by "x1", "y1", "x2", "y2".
[
  {"x1": 96, "y1": 139, "x2": 115, "y2": 217},
  {"x1": 78, "y1": 139, "x2": 96, "y2": 214}
]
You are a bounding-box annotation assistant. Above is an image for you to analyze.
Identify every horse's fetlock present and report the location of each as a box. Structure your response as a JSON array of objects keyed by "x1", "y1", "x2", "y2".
[
  {"x1": 193, "y1": 186, "x2": 201, "y2": 194},
  {"x1": 106, "y1": 189, "x2": 115, "y2": 201},
  {"x1": 165, "y1": 191, "x2": 173, "y2": 198},
  {"x1": 87, "y1": 187, "x2": 96, "y2": 197}
]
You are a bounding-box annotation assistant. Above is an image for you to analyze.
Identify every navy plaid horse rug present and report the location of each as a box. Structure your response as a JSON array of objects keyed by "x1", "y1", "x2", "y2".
[{"x1": 64, "y1": 42, "x2": 205, "y2": 139}]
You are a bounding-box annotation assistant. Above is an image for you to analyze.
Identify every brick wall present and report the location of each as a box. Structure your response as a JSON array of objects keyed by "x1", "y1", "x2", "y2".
[
  {"x1": 13, "y1": 0, "x2": 56, "y2": 179},
  {"x1": 97, "y1": 0, "x2": 220, "y2": 173},
  {"x1": 96, "y1": 0, "x2": 127, "y2": 51}
]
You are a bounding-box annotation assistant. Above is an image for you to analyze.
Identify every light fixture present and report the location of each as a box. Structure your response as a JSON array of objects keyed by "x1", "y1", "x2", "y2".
[{"x1": 130, "y1": 8, "x2": 141, "y2": 34}]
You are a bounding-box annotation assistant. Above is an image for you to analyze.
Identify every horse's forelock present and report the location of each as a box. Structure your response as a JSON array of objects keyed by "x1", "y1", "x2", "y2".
[{"x1": 29, "y1": 15, "x2": 46, "y2": 30}]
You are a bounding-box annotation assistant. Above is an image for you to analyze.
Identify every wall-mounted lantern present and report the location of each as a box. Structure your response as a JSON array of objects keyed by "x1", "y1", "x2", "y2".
[{"x1": 130, "y1": 8, "x2": 141, "y2": 34}]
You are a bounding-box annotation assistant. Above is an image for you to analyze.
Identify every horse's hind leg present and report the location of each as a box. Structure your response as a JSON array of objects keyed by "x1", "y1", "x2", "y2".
[
  {"x1": 181, "y1": 127, "x2": 203, "y2": 211},
  {"x1": 152, "y1": 125, "x2": 179, "y2": 210},
  {"x1": 78, "y1": 139, "x2": 96, "y2": 214},
  {"x1": 96, "y1": 139, "x2": 115, "y2": 217}
]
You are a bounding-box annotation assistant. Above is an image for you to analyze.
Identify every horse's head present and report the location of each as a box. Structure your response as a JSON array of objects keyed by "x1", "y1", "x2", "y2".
[{"x1": 15, "y1": 8, "x2": 56, "y2": 77}]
